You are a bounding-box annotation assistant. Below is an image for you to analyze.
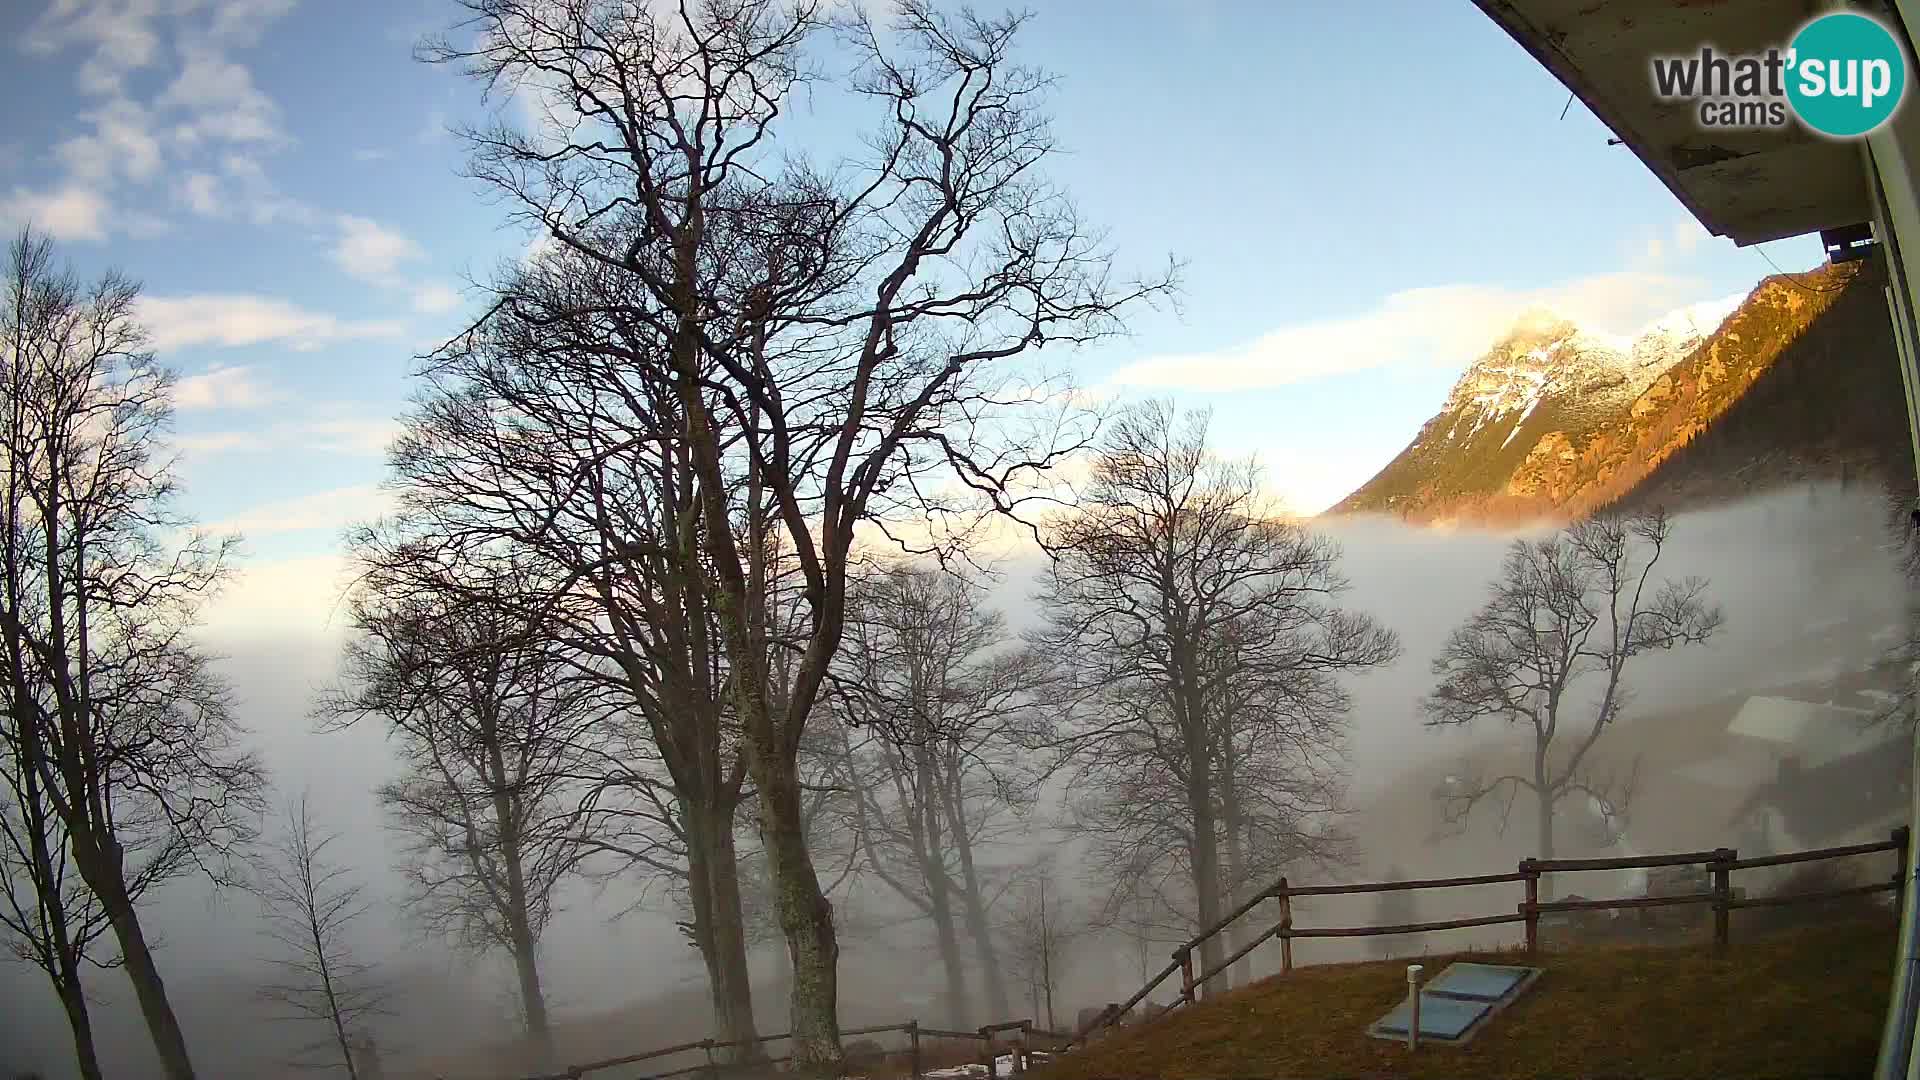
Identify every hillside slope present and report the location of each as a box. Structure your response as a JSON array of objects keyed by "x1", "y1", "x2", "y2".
[
  {"x1": 1036, "y1": 921, "x2": 1892, "y2": 1080},
  {"x1": 1332, "y1": 257, "x2": 1913, "y2": 524}
]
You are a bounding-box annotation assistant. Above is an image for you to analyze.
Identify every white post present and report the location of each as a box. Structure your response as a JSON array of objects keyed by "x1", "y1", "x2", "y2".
[{"x1": 1406, "y1": 964, "x2": 1425, "y2": 1051}]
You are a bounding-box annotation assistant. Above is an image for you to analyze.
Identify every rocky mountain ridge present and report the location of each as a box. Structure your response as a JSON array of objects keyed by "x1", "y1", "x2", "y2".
[{"x1": 1332, "y1": 257, "x2": 1911, "y2": 525}]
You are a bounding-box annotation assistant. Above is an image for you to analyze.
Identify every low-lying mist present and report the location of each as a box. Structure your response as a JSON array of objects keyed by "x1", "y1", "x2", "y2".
[{"x1": 2, "y1": 479, "x2": 1906, "y2": 1079}]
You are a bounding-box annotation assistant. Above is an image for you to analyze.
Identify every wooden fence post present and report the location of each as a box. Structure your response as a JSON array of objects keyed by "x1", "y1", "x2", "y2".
[
  {"x1": 1519, "y1": 859, "x2": 1539, "y2": 955},
  {"x1": 701, "y1": 1038, "x2": 716, "y2": 1080},
  {"x1": 1895, "y1": 826, "x2": 1911, "y2": 904},
  {"x1": 1711, "y1": 848, "x2": 1735, "y2": 949},
  {"x1": 1014, "y1": 1022, "x2": 1030, "y2": 1076},
  {"x1": 908, "y1": 1021, "x2": 921, "y2": 1080},
  {"x1": 981, "y1": 1027, "x2": 997, "y2": 1080},
  {"x1": 1275, "y1": 877, "x2": 1294, "y2": 975},
  {"x1": 1177, "y1": 946, "x2": 1196, "y2": 1005}
]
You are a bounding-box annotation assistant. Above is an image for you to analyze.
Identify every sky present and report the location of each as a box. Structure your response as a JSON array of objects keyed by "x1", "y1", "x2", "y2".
[{"x1": 0, "y1": 0, "x2": 1829, "y2": 581}]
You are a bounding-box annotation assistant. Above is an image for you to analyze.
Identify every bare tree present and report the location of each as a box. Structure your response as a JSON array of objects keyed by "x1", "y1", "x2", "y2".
[
  {"x1": 251, "y1": 796, "x2": 390, "y2": 1078},
  {"x1": 0, "y1": 227, "x2": 266, "y2": 1080},
  {"x1": 1004, "y1": 860, "x2": 1074, "y2": 1032},
  {"x1": 834, "y1": 563, "x2": 1047, "y2": 1024},
  {"x1": 1205, "y1": 613, "x2": 1360, "y2": 986},
  {"x1": 322, "y1": 581, "x2": 595, "y2": 1071},
  {"x1": 372, "y1": 273, "x2": 770, "y2": 1058},
  {"x1": 0, "y1": 666, "x2": 114, "y2": 1080},
  {"x1": 1033, "y1": 401, "x2": 1398, "y2": 996},
  {"x1": 419, "y1": 1, "x2": 1173, "y2": 1064},
  {"x1": 1423, "y1": 510, "x2": 1722, "y2": 883}
]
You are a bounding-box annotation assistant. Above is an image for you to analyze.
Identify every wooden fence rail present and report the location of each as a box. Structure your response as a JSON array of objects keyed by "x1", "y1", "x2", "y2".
[
  {"x1": 523, "y1": 828, "x2": 1912, "y2": 1076},
  {"x1": 522, "y1": 1016, "x2": 1068, "y2": 1080},
  {"x1": 1065, "y1": 825, "x2": 1911, "y2": 1048}
]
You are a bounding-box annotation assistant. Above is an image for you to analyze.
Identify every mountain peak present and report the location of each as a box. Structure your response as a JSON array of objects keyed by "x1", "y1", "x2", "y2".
[{"x1": 1330, "y1": 260, "x2": 1897, "y2": 524}]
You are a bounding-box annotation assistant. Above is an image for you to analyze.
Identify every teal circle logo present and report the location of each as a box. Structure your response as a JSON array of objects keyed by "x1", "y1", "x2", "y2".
[{"x1": 1786, "y1": 12, "x2": 1908, "y2": 137}]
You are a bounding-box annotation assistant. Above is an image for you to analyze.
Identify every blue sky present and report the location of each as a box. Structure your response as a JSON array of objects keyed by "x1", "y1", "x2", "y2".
[{"x1": 0, "y1": 0, "x2": 1827, "y2": 632}]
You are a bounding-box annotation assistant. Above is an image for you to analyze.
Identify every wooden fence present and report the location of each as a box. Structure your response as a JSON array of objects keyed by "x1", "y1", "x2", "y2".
[
  {"x1": 520, "y1": 1017, "x2": 1074, "y2": 1080},
  {"x1": 1063, "y1": 826, "x2": 1912, "y2": 1048},
  {"x1": 520, "y1": 828, "x2": 1910, "y2": 1077}
]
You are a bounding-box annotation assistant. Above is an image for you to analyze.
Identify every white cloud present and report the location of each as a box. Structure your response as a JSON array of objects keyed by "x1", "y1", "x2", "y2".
[
  {"x1": 176, "y1": 412, "x2": 399, "y2": 458},
  {"x1": 27, "y1": 0, "x2": 169, "y2": 97},
  {"x1": 521, "y1": 230, "x2": 559, "y2": 269},
  {"x1": 202, "y1": 484, "x2": 392, "y2": 538},
  {"x1": 121, "y1": 208, "x2": 173, "y2": 237},
  {"x1": 174, "y1": 363, "x2": 283, "y2": 409},
  {"x1": 1106, "y1": 270, "x2": 1704, "y2": 392},
  {"x1": 351, "y1": 148, "x2": 390, "y2": 162},
  {"x1": 197, "y1": 552, "x2": 361, "y2": 638},
  {"x1": 175, "y1": 429, "x2": 271, "y2": 454},
  {"x1": 216, "y1": 153, "x2": 318, "y2": 226},
  {"x1": 291, "y1": 415, "x2": 400, "y2": 456},
  {"x1": 1229, "y1": 442, "x2": 1378, "y2": 519},
  {"x1": 204, "y1": 0, "x2": 297, "y2": 46},
  {"x1": 137, "y1": 294, "x2": 406, "y2": 351},
  {"x1": 1672, "y1": 219, "x2": 1707, "y2": 257},
  {"x1": 24, "y1": 0, "x2": 301, "y2": 244},
  {"x1": 55, "y1": 98, "x2": 165, "y2": 183},
  {"x1": 177, "y1": 171, "x2": 222, "y2": 215},
  {"x1": 411, "y1": 282, "x2": 462, "y2": 314},
  {"x1": 160, "y1": 40, "x2": 283, "y2": 146},
  {"x1": 0, "y1": 185, "x2": 111, "y2": 242},
  {"x1": 332, "y1": 215, "x2": 422, "y2": 282}
]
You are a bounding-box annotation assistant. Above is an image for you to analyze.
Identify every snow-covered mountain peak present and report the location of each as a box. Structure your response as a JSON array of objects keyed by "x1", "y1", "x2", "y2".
[{"x1": 1433, "y1": 294, "x2": 1741, "y2": 445}]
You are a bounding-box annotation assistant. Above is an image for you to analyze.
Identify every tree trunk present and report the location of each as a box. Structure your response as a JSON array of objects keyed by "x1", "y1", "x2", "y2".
[
  {"x1": 931, "y1": 886, "x2": 971, "y2": 1028},
  {"x1": 1038, "y1": 883, "x2": 1056, "y2": 1031},
  {"x1": 913, "y1": 748, "x2": 972, "y2": 1027},
  {"x1": 774, "y1": 919, "x2": 795, "y2": 1003},
  {"x1": 485, "y1": 731, "x2": 554, "y2": 1069},
  {"x1": 81, "y1": 839, "x2": 196, "y2": 1080},
  {"x1": 686, "y1": 798, "x2": 764, "y2": 1063},
  {"x1": 945, "y1": 771, "x2": 1011, "y2": 1020},
  {"x1": 508, "y1": 934, "x2": 553, "y2": 1068},
  {"x1": 57, "y1": 972, "x2": 105, "y2": 1080},
  {"x1": 1169, "y1": 630, "x2": 1224, "y2": 998},
  {"x1": 1185, "y1": 776, "x2": 1224, "y2": 999},
  {"x1": 1180, "y1": 692, "x2": 1224, "y2": 998},
  {"x1": 1219, "y1": 751, "x2": 1252, "y2": 989},
  {"x1": 917, "y1": 807, "x2": 971, "y2": 1026},
  {"x1": 670, "y1": 288, "x2": 841, "y2": 1072},
  {"x1": 15, "y1": 709, "x2": 102, "y2": 1080},
  {"x1": 1535, "y1": 755, "x2": 1556, "y2": 902},
  {"x1": 754, "y1": 754, "x2": 841, "y2": 1071}
]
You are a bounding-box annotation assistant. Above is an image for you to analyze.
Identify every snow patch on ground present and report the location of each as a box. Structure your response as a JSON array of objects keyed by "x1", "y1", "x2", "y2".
[
  {"x1": 910, "y1": 1052, "x2": 1054, "y2": 1080},
  {"x1": 1500, "y1": 393, "x2": 1543, "y2": 449}
]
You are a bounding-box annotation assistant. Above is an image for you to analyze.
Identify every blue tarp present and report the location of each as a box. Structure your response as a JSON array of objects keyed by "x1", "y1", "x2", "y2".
[
  {"x1": 1424, "y1": 962, "x2": 1531, "y2": 1001},
  {"x1": 1373, "y1": 993, "x2": 1491, "y2": 1040},
  {"x1": 1366, "y1": 962, "x2": 1542, "y2": 1044}
]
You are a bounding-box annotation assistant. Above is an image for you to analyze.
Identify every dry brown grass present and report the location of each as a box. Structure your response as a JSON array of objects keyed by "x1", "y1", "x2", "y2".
[{"x1": 1034, "y1": 918, "x2": 1896, "y2": 1080}]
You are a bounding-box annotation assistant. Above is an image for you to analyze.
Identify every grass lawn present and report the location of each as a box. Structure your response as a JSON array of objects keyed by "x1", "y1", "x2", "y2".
[{"x1": 1035, "y1": 919, "x2": 1896, "y2": 1080}]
